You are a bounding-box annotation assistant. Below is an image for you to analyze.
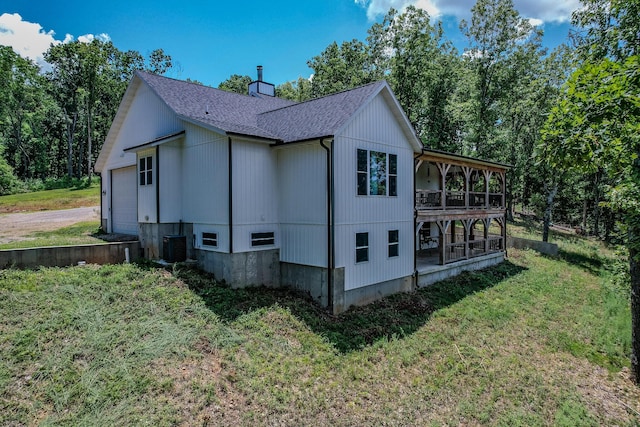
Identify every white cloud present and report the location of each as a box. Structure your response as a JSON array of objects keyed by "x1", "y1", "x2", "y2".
[
  {"x1": 0, "y1": 13, "x2": 110, "y2": 71},
  {"x1": 0, "y1": 13, "x2": 58, "y2": 69},
  {"x1": 355, "y1": 0, "x2": 582, "y2": 23}
]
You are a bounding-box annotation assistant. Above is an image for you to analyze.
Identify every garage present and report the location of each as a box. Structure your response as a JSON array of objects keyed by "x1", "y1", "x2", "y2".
[{"x1": 111, "y1": 166, "x2": 138, "y2": 235}]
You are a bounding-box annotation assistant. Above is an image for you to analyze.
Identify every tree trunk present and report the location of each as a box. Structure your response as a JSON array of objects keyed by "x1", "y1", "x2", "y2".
[
  {"x1": 542, "y1": 181, "x2": 558, "y2": 243},
  {"x1": 630, "y1": 236, "x2": 640, "y2": 384},
  {"x1": 87, "y1": 110, "x2": 92, "y2": 185},
  {"x1": 66, "y1": 112, "x2": 77, "y2": 179},
  {"x1": 592, "y1": 170, "x2": 602, "y2": 237}
]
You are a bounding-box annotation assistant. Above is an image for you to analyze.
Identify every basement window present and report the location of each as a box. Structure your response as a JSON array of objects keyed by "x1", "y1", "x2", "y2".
[
  {"x1": 251, "y1": 232, "x2": 275, "y2": 247},
  {"x1": 202, "y1": 232, "x2": 218, "y2": 247},
  {"x1": 388, "y1": 229, "x2": 399, "y2": 258},
  {"x1": 139, "y1": 156, "x2": 153, "y2": 186},
  {"x1": 355, "y1": 232, "x2": 369, "y2": 263}
]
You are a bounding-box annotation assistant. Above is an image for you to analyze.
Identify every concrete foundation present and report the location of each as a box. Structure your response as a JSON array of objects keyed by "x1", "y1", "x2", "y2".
[
  {"x1": 0, "y1": 241, "x2": 140, "y2": 269},
  {"x1": 197, "y1": 249, "x2": 280, "y2": 287},
  {"x1": 417, "y1": 252, "x2": 504, "y2": 287},
  {"x1": 334, "y1": 273, "x2": 413, "y2": 314},
  {"x1": 281, "y1": 262, "x2": 330, "y2": 307},
  {"x1": 139, "y1": 222, "x2": 194, "y2": 259}
]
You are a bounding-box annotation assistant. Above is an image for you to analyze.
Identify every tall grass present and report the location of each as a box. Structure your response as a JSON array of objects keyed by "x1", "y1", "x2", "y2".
[{"x1": 1, "y1": 233, "x2": 637, "y2": 425}]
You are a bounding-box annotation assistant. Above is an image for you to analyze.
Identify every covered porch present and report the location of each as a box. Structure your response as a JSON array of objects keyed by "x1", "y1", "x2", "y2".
[{"x1": 414, "y1": 149, "x2": 508, "y2": 270}]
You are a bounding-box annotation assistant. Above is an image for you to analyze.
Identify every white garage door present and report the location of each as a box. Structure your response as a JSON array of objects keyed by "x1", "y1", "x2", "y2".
[{"x1": 111, "y1": 166, "x2": 138, "y2": 235}]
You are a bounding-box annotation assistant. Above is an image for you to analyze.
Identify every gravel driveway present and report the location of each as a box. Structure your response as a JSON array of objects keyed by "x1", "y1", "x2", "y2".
[{"x1": 0, "y1": 206, "x2": 100, "y2": 244}]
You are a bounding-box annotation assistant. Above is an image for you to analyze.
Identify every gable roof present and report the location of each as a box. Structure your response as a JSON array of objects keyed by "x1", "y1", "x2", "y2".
[
  {"x1": 139, "y1": 71, "x2": 296, "y2": 140},
  {"x1": 96, "y1": 72, "x2": 422, "y2": 172}
]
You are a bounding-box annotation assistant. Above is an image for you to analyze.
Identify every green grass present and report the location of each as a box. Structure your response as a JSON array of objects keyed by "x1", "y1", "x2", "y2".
[
  {"x1": 0, "y1": 221, "x2": 103, "y2": 250},
  {"x1": 1, "y1": 234, "x2": 638, "y2": 425},
  {"x1": 0, "y1": 183, "x2": 100, "y2": 213}
]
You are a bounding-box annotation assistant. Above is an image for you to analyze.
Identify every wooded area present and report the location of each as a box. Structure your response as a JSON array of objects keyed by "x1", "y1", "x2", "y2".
[{"x1": 1, "y1": 0, "x2": 638, "y2": 378}]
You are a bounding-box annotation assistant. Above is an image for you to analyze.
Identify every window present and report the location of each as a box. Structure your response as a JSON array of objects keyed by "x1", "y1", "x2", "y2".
[
  {"x1": 357, "y1": 149, "x2": 368, "y2": 195},
  {"x1": 388, "y1": 230, "x2": 399, "y2": 257},
  {"x1": 355, "y1": 232, "x2": 369, "y2": 263},
  {"x1": 139, "y1": 156, "x2": 153, "y2": 186},
  {"x1": 389, "y1": 154, "x2": 397, "y2": 196},
  {"x1": 356, "y1": 149, "x2": 397, "y2": 197},
  {"x1": 251, "y1": 232, "x2": 275, "y2": 247},
  {"x1": 202, "y1": 232, "x2": 217, "y2": 247}
]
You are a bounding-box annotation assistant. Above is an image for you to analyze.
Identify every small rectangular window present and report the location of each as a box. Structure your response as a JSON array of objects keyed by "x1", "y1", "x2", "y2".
[
  {"x1": 139, "y1": 156, "x2": 153, "y2": 186},
  {"x1": 357, "y1": 149, "x2": 368, "y2": 196},
  {"x1": 389, "y1": 154, "x2": 397, "y2": 196},
  {"x1": 388, "y1": 229, "x2": 399, "y2": 257},
  {"x1": 202, "y1": 232, "x2": 217, "y2": 247},
  {"x1": 356, "y1": 232, "x2": 369, "y2": 263},
  {"x1": 251, "y1": 232, "x2": 275, "y2": 247}
]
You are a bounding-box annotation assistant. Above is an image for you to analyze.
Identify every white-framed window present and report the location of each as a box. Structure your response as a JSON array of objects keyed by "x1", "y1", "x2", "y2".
[
  {"x1": 355, "y1": 232, "x2": 369, "y2": 263},
  {"x1": 357, "y1": 149, "x2": 397, "y2": 196},
  {"x1": 202, "y1": 232, "x2": 218, "y2": 248},
  {"x1": 139, "y1": 156, "x2": 153, "y2": 186},
  {"x1": 251, "y1": 232, "x2": 275, "y2": 247},
  {"x1": 388, "y1": 229, "x2": 399, "y2": 258}
]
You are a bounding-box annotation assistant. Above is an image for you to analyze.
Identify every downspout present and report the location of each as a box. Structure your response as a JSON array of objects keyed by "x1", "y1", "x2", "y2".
[
  {"x1": 320, "y1": 139, "x2": 334, "y2": 311},
  {"x1": 228, "y1": 137, "x2": 234, "y2": 254},
  {"x1": 155, "y1": 146, "x2": 160, "y2": 224},
  {"x1": 99, "y1": 172, "x2": 103, "y2": 231}
]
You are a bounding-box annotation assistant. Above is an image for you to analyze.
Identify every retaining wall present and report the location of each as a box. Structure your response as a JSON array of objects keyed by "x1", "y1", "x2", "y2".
[
  {"x1": 507, "y1": 236, "x2": 558, "y2": 257},
  {"x1": 0, "y1": 241, "x2": 140, "y2": 269}
]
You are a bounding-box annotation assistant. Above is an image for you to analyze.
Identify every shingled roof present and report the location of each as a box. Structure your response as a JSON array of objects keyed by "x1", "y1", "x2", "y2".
[
  {"x1": 137, "y1": 72, "x2": 397, "y2": 144},
  {"x1": 138, "y1": 71, "x2": 296, "y2": 140}
]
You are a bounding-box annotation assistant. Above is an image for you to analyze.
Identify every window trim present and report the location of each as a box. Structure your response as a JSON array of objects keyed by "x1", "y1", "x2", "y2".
[
  {"x1": 388, "y1": 229, "x2": 399, "y2": 258},
  {"x1": 356, "y1": 149, "x2": 397, "y2": 197},
  {"x1": 355, "y1": 232, "x2": 369, "y2": 264},
  {"x1": 139, "y1": 155, "x2": 153, "y2": 186}
]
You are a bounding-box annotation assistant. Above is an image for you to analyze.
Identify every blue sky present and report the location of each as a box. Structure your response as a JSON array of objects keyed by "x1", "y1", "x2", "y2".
[{"x1": 1, "y1": 0, "x2": 581, "y2": 87}]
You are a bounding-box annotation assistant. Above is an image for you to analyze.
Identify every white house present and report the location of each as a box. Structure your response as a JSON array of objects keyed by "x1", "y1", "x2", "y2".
[{"x1": 95, "y1": 69, "x2": 508, "y2": 313}]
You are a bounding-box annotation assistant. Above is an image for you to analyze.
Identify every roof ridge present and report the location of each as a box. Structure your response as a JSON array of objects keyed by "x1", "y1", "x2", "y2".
[
  {"x1": 259, "y1": 80, "x2": 386, "y2": 116},
  {"x1": 135, "y1": 70, "x2": 293, "y2": 102}
]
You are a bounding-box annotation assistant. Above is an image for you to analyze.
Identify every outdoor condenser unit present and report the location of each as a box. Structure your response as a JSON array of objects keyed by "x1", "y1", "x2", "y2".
[{"x1": 163, "y1": 235, "x2": 186, "y2": 263}]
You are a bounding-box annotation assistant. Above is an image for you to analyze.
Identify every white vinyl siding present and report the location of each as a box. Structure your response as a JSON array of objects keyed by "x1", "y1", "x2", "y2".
[
  {"x1": 231, "y1": 139, "x2": 279, "y2": 253},
  {"x1": 181, "y1": 125, "x2": 228, "y2": 227},
  {"x1": 333, "y1": 92, "x2": 415, "y2": 290},
  {"x1": 277, "y1": 142, "x2": 328, "y2": 267},
  {"x1": 111, "y1": 166, "x2": 138, "y2": 235}
]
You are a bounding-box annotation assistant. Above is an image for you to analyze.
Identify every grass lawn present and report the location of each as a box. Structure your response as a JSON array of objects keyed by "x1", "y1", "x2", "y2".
[
  {"x1": 0, "y1": 221, "x2": 103, "y2": 250},
  {"x1": 0, "y1": 183, "x2": 100, "y2": 214},
  {"x1": 1, "y1": 227, "x2": 639, "y2": 425}
]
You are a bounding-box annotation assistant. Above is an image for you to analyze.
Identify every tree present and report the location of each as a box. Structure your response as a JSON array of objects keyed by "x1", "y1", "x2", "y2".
[
  {"x1": 367, "y1": 7, "x2": 462, "y2": 149},
  {"x1": 218, "y1": 74, "x2": 252, "y2": 95},
  {"x1": 460, "y1": 0, "x2": 542, "y2": 160},
  {"x1": 276, "y1": 77, "x2": 312, "y2": 102},
  {"x1": 307, "y1": 39, "x2": 382, "y2": 98},
  {"x1": 539, "y1": 55, "x2": 640, "y2": 382}
]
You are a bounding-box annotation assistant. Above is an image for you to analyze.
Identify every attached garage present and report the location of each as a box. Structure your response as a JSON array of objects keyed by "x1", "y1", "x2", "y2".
[{"x1": 111, "y1": 166, "x2": 138, "y2": 235}]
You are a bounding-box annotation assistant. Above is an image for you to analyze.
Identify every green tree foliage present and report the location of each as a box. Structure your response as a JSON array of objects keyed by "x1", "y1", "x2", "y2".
[
  {"x1": 368, "y1": 7, "x2": 462, "y2": 151},
  {"x1": 307, "y1": 39, "x2": 383, "y2": 98},
  {"x1": 0, "y1": 40, "x2": 173, "y2": 186},
  {"x1": 218, "y1": 74, "x2": 252, "y2": 95},
  {"x1": 460, "y1": 0, "x2": 543, "y2": 160},
  {"x1": 540, "y1": 0, "x2": 640, "y2": 380},
  {"x1": 276, "y1": 77, "x2": 312, "y2": 102}
]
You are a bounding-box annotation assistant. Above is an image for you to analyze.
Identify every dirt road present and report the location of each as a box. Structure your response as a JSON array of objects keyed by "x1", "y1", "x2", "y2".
[{"x1": 0, "y1": 206, "x2": 100, "y2": 244}]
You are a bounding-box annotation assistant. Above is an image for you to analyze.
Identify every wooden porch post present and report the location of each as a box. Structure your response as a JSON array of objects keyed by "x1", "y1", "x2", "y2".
[
  {"x1": 463, "y1": 166, "x2": 472, "y2": 209},
  {"x1": 484, "y1": 170, "x2": 492, "y2": 209}
]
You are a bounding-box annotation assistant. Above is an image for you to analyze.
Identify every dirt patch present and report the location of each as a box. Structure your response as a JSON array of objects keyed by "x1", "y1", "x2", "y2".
[{"x1": 0, "y1": 206, "x2": 100, "y2": 244}]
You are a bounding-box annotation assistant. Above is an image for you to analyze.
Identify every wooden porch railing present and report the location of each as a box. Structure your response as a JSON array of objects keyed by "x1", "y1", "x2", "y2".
[{"x1": 416, "y1": 189, "x2": 505, "y2": 210}]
